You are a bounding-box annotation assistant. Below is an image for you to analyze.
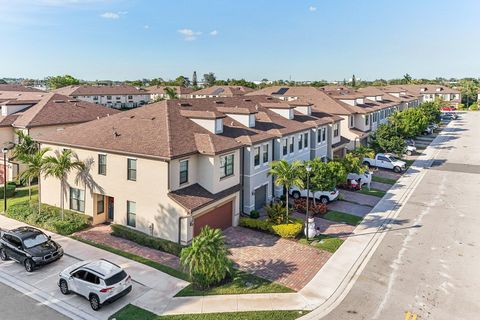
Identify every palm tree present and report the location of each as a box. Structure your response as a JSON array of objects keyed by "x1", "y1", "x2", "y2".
[
  {"x1": 164, "y1": 87, "x2": 178, "y2": 99},
  {"x1": 180, "y1": 226, "x2": 232, "y2": 289},
  {"x1": 268, "y1": 160, "x2": 304, "y2": 221},
  {"x1": 12, "y1": 131, "x2": 39, "y2": 199},
  {"x1": 44, "y1": 149, "x2": 85, "y2": 220},
  {"x1": 20, "y1": 148, "x2": 50, "y2": 213}
]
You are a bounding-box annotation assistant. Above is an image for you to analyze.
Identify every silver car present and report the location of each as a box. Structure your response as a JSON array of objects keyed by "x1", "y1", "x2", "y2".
[{"x1": 58, "y1": 259, "x2": 132, "y2": 311}]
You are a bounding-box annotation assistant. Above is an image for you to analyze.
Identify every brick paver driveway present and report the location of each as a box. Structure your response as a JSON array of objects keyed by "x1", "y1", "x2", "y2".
[{"x1": 224, "y1": 227, "x2": 332, "y2": 291}]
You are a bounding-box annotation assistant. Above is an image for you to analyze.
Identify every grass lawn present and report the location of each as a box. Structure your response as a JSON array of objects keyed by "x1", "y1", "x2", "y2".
[
  {"x1": 323, "y1": 210, "x2": 363, "y2": 226},
  {"x1": 0, "y1": 185, "x2": 38, "y2": 209},
  {"x1": 371, "y1": 175, "x2": 397, "y2": 185},
  {"x1": 357, "y1": 188, "x2": 387, "y2": 198},
  {"x1": 175, "y1": 270, "x2": 293, "y2": 297},
  {"x1": 110, "y1": 304, "x2": 307, "y2": 320},
  {"x1": 403, "y1": 159, "x2": 415, "y2": 168},
  {"x1": 71, "y1": 236, "x2": 190, "y2": 281},
  {"x1": 299, "y1": 235, "x2": 344, "y2": 253}
]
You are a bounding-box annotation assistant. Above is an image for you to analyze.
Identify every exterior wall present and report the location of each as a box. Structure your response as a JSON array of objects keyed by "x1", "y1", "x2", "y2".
[
  {"x1": 310, "y1": 126, "x2": 328, "y2": 161},
  {"x1": 339, "y1": 115, "x2": 357, "y2": 141},
  {"x1": 242, "y1": 141, "x2": 273, "y2": 213},
  {"x1": 73, "y1": 94, "x2": 150, "y2": 109}
]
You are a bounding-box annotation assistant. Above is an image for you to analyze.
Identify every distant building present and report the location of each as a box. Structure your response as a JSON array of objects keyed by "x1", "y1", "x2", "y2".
[
  {"x1": 191, "y1": 86, "x2": 255, "y2": 98},
  {"x1": 54, "y1": 85, "x2": 150, "y2": 109},
  {"x1": 145, "y1": 86, "x2": 194, "y2": 100}
]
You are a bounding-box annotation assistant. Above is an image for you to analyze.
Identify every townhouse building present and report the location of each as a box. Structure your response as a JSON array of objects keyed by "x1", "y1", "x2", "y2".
[
  {"x1": 55, "y1": 85, "x2": 150, "y2": 109},
  {"x1": 191, "y1": 86, "x2": 255, "y2": 98},
  {"x1": 399, "y1": 84, "x2": 460, "y2": 107},
  {"x1": 0, "y1": 87, "x2": 119, "y2": 181},
  {"x1": 37, "y1": 95, "x2": 343, "y2": 242},
  {"x1": 145, "y1": 85, "x2": 194, "y2": 100}
]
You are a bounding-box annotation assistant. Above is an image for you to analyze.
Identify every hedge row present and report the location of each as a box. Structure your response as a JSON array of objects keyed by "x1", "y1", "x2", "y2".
[
  {"x1": 5, "y1": 201, "x2": 91, "y2": 235},
  {"x1": 111, "y1": 224, "x2": 183, "y2": 257},
  {"x1": 0, "y1": 183, "x2": 16, "y2": 198},
  {"x1": 239, "y1": 217, "x2": 303, "y2": 239}
]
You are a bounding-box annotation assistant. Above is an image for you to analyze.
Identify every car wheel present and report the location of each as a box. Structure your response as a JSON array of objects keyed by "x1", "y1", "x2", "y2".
[
  {"x1": 320, "y1": 196, "x2": 329, "y2": 204},
  {"x1": 59, "y1": 279, "x2": 70, "y2": 295},
  {"x1": 393, "y1": 166, "x2": 401, "y2": 173},
  {"x1": 363, "y1": 161, "x2": 371, "y2": 168},
  {"x1": 24, "y1": 259, "x2": 34, "y2": 272},
  {"x1": 292, "y1": 191, "x2": 301, "y2": 199},
  {"x1": 0, "y1": 248, "x2": 9, "y2": 261},
  {"x1": 89, "y1": 294, "x2": 101, "y2": 311},
  {"x1": 406, "y1": 150, "x2": 412, "y2": 156}
]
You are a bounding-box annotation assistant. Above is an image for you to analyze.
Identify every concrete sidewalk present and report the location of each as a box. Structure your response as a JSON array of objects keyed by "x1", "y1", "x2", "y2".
[
  {"x1": 145, "y1": 121, "x2": 452, "y2": 317},
  {"x1": 0, "y1": 215, "x2": 189, "y2": 320}
]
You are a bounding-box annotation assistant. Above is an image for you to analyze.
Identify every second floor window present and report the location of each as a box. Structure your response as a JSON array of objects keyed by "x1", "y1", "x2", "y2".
[
  {"x1": 289, "y1": 137, "x2": 294, "y2": 153},
  {"x1": 322, "y1": 128, "x2": 326, "y2": 142},
  {"x1": 350, "y1": 116, "x2": 354, "y2": 127},
  {"x1": 93, "y1": 96, "x2": 98, "y2": 101},
  {"x1": 98, "y1": 154, "x2": 106, "y2": 175},
  {"x1": 303, "y1": 133, "x2": 308, "y2": 148},
  {"x1": 220, "y1": 154, "x2": 234, "y2": 178},
  {"x1": 365, "y1": 115, "x2": 369, "y2": 126},
  {"x1": 262, "y1": 144, "x2": 268, "y2": 163},
  {"x1": 179, "y1": 160, "x2": 188, "y2": 184},
  {"x1": 127, "y1": 158, "x2": 137, "y2": 181},
  {"x1": 282, "y1": 138, "x2": 288, "y2": 156},
  {"x1": 128, "y1": 95, "x2": 133, "y2": 99},
  {"x1": 333, "y1": 124, "x2": 339, "y2": 137},
  {"x1": 107, "y1": 96, "x2": 112, "y2": 100},
  {"x1": 254, "y1": 147, "x2": 260, "y2": 166},
  {"x1": 298, "y1": 134, "x2": 303, "y2": 150},
  {"x1": 317, "y1": 129, "x2": 322, "y2": 143}
]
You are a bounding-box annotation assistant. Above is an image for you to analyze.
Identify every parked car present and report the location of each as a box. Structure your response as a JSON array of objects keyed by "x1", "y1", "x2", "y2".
[
  {"x1": 429, "y1": 122, "x2": 439, "y2": 130},
  {"x1": 347, "y1": 171, "x2": 372, "y2": 187},
  {"x1": 405, "y1": 144, "x2": 416, "y2": 156},
  {"x1": 422, "y1": 126, "x2": 433, "y2": 135},
  {"x1": 58, "y1": 259, "x2": 132, "y2": 311},
  {"x1": 0, "y1": 227, "x2": 63, "y2": 272},
  {"x1": 441, "y1": 112, "x2": 458, "y2": 120},
  {"x1": 440, "y1": 106, "x2": 456, "y2": 112},
  {"x1": 289, "y1": 187, "x2": 339, "y2": 204},
  {"x1": 363, "y1": 153, "x2": 406, "y2": 173}
]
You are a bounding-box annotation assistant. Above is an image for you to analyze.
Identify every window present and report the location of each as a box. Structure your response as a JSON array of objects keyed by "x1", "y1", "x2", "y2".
[
  {"x1": 127, "y1": 158, "x2": 137, "y2": 181},
  {"x1": 70, "y1": 188, "x2": 85, "y2": 212},
  {"x1": 97, "y1": 196, "x2": 104, "y2": 214},
  {"x1": 93, "y1": 96, "x2": 98, "y2": 101},
  {"x1": 298, "y1": 134, "x2": 303, "y2": 150},
  {"x1": 72, "y1": 270, "x2": 87, "y2": 279},
  {"x1": 262, "y1": 144, "x2": 268, "y2": 163},
  {"x1": 128, "y1": 95, "x2": 133, "y2": 100},
  {"x1": 107, "y1": 96, "x2": 112, "y2": 100},
  {"x1": 127, "y1": 201, "x2": 136, "y2": 227},
  {"x1": 350, "y1": 116, "x2": 354, "y2": 127},
  {"x1": 116, "y1": 96, "x2": 121, "y2": 100},
  {"x1": 322, "y1": 128, "x2": 326, "y2": 142},
  {"x1": 84, "y1": 272, "x2": 100, "y2": 285},
  {"x1": 317, "y1": 129, "x2": 322, "y2": 143},
  {"x1": 333, "y1": 123, "x2": 339, "y2": 137},
  {"x1": 303, "y1": 133, "x2": 308, "y2": 148},
  {"x1": 98, "y1": 154, "x2": 106, "y2": 175},
  {"x1": 365, "y1": 115, "x2": 369, "y2": 126},
  {"x1": 220, "y1": 154, "x2": 234, "y2": 178},
  {"x1": 254, "y1": 147, "x2": 260, "y2": 166},
  {"x1": 289, "y1": 137, "x2": 294, "y2": 153},
  {"x1": 179, "y1": 160, "x2": 188, "y2": 184},
  {"x1": 282, "y1": 138, "x2": 288, "y2": 156}
]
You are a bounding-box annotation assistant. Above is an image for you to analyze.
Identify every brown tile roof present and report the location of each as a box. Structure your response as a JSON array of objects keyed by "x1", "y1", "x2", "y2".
[
  {"x1": 192, "y1": 86, "x2": 255, "y2": 97},
  {"x1": 54, "y1": 85, "x2": 148, "y2": 96},
  {"x1": 0, "y1": 91, "x2": 50, "y2": 101},
  {"x1": 180, "y1": 110, "x2": 226, "y2": 119},
  {"x1": 168, "y1": 183, "x2": 241, "y2": 213},
  {"x1": 145, "y1": 86, "x2": 194, "y2": 95},
  {"x1": 0, "y1": 114, "x2": 21, "y2": 128},
  {"x1": 332, "y1": 136, "x2": 350, "y2": 149},
  {"x1": 400, "y1": 84, "x2": 460, "y2": 95},
  {"x1": 0, "y1": 85, "x2": 45, "y2": 93}
]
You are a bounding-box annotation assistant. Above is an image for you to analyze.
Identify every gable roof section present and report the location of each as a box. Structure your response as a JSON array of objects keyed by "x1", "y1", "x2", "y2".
[
  {"x1": 0, "y1": 84, "x2": 45, "y2": 93},
  {"x1": 54, "y1": 85, "x2": 148, "y2": 96},
  {"x1": 192, "y1": 86, "x2": 255, "y2": 97}
]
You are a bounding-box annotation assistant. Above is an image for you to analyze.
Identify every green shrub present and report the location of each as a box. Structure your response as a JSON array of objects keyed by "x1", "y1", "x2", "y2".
[
  {"x1": 249, "y1": 210, "x2": 260, "y2": 219},
  {"x1": 0, "y1": 184, "x2": 16, "y2": 198},
  {"x1": 239, "y1": 217, "x2": 273, "y2": 232},
  {"x1": 265, "y1": 202, "x2": 287, "y2": 224},
  {"x1": 469, "y1": 103, "x2": 478, "y2": 111},
  {"x1": 111, "y1": 224, "x2": 183, "y2": 256},
  {"x1": 271, "y1": 222, "x2": 303, "y2": 238},
  {"x1": 180, "y1": 226, "x2": 233, "y2": 289},
  {"x1": 5, "y1": 201, "x2": 90, "y2": 235}
]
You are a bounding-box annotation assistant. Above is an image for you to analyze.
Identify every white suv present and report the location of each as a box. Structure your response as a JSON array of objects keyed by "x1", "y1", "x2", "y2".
[
  {"x1": 289, "y1": 187, "x2": 339, "y2": 204},
  {"x1": 58, "y1": 259, "x2": 132, "y2": 311}
]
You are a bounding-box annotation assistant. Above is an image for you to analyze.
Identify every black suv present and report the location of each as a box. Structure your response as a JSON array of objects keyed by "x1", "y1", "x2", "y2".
[{"x1": 0, "y1": 226, "x2": 64, "y2": 272}]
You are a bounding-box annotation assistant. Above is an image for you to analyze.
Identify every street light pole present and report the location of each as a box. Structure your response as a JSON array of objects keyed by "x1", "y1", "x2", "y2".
[
  {"x1": 3, "y1": 149, "x2": 7, "y2": 213},
  {"x1": 305, "y1": 165, "x2": 312, "y2": 240}
]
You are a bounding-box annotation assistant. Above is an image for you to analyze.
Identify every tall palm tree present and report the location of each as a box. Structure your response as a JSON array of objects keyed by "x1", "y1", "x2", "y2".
[
  {"x1": 164, "y1": 87, "x2": 178, "y2": 99},
  {"x1": 268, "y1": 160, "x2": 304, "y2": 221},
  {"x1": 20, "y1": 148, "x2": 50, "y2": 212},
  {"x1": 44, "y1": 149, "x2": 85, "y2": 220},
  {"x1": 11, "y1": 131, "x2": 39, "y2": 199}
]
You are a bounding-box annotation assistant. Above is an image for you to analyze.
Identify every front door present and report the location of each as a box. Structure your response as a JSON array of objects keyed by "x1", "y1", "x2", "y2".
[
  {"x1": 108, "y1": 197, "x2": 114, "y2": 221},
  {"x1": 254, "y1": 185, "x2": 267, "y2": 210}
]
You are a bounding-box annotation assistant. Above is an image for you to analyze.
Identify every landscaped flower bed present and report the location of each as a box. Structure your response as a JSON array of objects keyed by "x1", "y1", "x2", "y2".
[{"x1": 293, "y1": 198, "x2": 327, "y2": 216}]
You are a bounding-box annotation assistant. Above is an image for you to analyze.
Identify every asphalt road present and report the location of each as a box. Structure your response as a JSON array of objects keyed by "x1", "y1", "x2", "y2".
[
  {"x1": 324, "y1": 112, "x2": 480, "y2": 320},
  {"x1": 0, "y1": 281, "x2": 69, "y2": 320}
]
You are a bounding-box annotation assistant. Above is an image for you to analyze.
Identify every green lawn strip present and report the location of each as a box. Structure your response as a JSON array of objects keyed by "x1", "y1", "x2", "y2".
[
  {"x1": 175, "y1": 270, "x2": 293, "y2": 297},
  {"x1": 0, "y1": 185, "x2": 38, "y2": 209},
  {"x1": 109, "y1": 304, "x2": 307, "y2": 320},
  {"x1": 298, "y1": 235, "x2": 344, "y2": 254},
  {"x1": 371, "y1": 175, "x2": 397, "y2": 185},
  {"x1": 323, "y1": 210, "x2": 363, "y2": 226},
  {"x1": 403, "y1": 159, "x2": 415, "y2": 168},
  {"x1": 357, "y1": 188, "x2": 387, "y2": 198},
  {"x1": 71, "y1": 236, "x2": 189, "y2": 281}
]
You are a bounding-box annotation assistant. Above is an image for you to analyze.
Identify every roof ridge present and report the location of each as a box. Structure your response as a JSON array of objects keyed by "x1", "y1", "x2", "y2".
[{"x1": 163, "y1": 101, "x2": 174, "y2": 158}]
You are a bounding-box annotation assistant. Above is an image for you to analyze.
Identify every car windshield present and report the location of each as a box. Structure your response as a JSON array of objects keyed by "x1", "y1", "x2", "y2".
[{"x1": 23, "y1": 233, "x2": 49, "y2": 249}]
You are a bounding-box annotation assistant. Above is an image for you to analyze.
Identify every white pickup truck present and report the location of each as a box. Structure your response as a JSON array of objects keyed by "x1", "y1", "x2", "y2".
[{"x1": 363, "y1": 153, "x2": 406, "y2": 173}]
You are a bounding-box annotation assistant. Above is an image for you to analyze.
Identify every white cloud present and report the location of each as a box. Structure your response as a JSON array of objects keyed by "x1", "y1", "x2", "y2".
[
  {"x1": 100, "y1": 11, "x2": 127, "y2": 19},
  {"x1": 309, "y1": 6, "x2": 317, "y2": 12},
  {"x1": 209, "y1": 30, "x2": 218, "y2": 36},
  {"x1": 144, "y1": 25, "x2": 149, "y2": 29},
  {"x1": 178, "y1": 28, "x2": 202, "y2": 41}
]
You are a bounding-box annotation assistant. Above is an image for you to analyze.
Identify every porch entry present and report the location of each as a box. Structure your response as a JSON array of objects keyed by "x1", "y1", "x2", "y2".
[
  {"x1": 254, "y1": 185, "x2": 267, "y2": 210},
  {"x1": 108, "y1": 197, "x2": 114, "y2": 221}
]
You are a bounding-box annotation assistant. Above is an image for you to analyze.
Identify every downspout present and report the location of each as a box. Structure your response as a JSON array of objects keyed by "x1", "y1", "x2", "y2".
[
  {"x1": 240, "y1": 147, "x2": 245, "y2": 214},
  {"x1": 271, "y1": 138, "x2": 275, "y2": 201}
]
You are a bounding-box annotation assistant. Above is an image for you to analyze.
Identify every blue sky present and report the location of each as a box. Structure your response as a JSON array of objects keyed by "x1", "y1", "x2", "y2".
[{"x1": 1, "y1": 0, "x2": 479, "y2": 81}]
